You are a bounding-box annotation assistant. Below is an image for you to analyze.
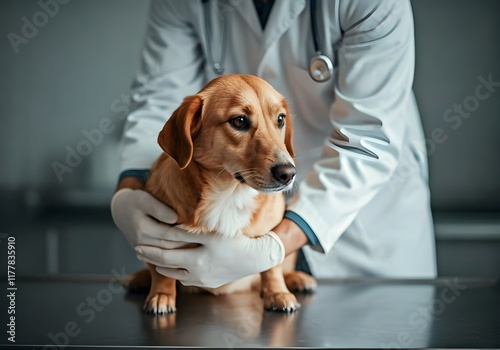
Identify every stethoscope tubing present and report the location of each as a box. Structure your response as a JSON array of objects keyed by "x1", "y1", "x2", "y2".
[
  {"x1": 203, "y1": 0, "x2": 334, "y2": 82},
  {"x1": 310, "y1": 0, "x2": 321, "y2": 54}
]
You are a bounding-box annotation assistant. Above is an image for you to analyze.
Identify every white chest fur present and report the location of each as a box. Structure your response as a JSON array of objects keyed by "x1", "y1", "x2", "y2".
[{"x1": 198, "y1": 181, "x2": 258, "y2": 238}]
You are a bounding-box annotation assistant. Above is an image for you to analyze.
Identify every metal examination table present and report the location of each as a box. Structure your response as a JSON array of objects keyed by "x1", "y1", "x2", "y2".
[{"x1": 2, "y1": 276, "x2": 499, "y2": 349}]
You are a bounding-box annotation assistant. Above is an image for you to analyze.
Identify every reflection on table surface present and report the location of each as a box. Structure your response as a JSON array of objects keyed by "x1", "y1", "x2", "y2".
[{"x1": 3, "y1": 277, "x2": 499, "y2": 349}]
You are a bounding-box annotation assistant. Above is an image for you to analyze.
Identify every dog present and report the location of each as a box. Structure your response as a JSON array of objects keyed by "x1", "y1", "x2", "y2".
[{"x1": 128, "y1": 74, "x2": 316, "y2": 314}]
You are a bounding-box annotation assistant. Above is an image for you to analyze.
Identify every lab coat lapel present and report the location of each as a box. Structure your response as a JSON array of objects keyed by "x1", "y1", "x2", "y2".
[
  {"x1": 263, "y1": 0, "x2": 306, "y2": 50},
  {"x1": 230, "y1": 0, "x2": 263, "y2": 39}
]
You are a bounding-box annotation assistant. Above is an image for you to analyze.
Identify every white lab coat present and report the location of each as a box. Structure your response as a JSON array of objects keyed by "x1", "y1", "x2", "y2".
[{"x1": 119, "y1": 0, "x2": 437, "y2": 278}]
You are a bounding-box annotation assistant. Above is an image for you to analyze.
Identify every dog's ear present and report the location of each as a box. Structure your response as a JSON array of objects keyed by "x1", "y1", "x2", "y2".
[
  {"x1": 158, "y1": 95, "x2": 203, "y2": 170},
  {"x1": 283, "y1": 103, "x2": 295, "y2": 157}
]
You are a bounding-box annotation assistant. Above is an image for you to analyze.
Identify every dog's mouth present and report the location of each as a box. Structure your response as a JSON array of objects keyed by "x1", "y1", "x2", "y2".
[
  {"x1": 234, "y1": 172, "x2": 245, "y2": 183},
  {"x1": 258, "y1": 182, "x2": 294, "y2": 193},
  {"x1": 233, "y1": 172, "x2": 293, "y2": 192}
]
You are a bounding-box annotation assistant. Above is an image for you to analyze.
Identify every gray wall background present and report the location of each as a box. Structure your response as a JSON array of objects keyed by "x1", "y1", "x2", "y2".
[
  {"x1": 1, "y1": 0, "x2": 499, "y2": 212},
  {"x1": 0, "y1": 0, "x2": 149, "y2": 201}
]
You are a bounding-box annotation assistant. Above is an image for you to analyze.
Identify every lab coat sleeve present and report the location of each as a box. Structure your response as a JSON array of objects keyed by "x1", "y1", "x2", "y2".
[
  {"x1": 286, "y1": 0, "x2": 415, "y2": 253},
  {"x1": 118, "y1": 0, "x2": 205, "y2": 173}
]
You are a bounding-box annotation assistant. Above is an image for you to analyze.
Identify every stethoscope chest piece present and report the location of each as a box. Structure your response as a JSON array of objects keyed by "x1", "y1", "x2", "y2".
[
  {"x1": 212, "y1": 62, "x2": 224, "y2": 75},
  {"x1": 309, "y1": 54, "x2": 334, "y2": 82},
  {"x1": 308, "y1": 0, "x2": 334, "y2": 82}
]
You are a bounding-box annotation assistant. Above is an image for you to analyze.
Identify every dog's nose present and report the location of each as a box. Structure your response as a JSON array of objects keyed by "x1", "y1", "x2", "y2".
[{"x1": 271, "y1": 164, "x2": 296, "y2": 185}]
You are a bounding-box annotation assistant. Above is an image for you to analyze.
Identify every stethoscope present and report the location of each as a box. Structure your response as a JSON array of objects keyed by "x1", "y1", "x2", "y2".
[{"x1": 202, "y1": 0, "x2": 334, "y2": 82}]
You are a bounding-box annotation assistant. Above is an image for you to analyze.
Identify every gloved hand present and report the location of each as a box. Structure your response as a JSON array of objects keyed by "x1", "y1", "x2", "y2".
[
  {"x1": 111, "y1": 188, "x2": 286, "y2": 289},
  {"x1": 134, "y1": 230, "x2": 285, "y2": 289},
  {"x1": 111, "y1": 188, "x2": 184, "y2": 249}
]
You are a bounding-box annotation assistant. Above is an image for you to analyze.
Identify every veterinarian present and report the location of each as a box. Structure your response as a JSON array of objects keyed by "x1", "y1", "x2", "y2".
[{"x1": 111, "y1": 0, "x2": 437, "y2": 286}]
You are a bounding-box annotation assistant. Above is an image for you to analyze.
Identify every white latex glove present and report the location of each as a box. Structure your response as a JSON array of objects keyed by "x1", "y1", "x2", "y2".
[
  {"x1": 111, "y1": 188, "x2": 185, "y2": 249},
  {"x1": 134, "y1": 230, "x2": 285, "y2": 289}
]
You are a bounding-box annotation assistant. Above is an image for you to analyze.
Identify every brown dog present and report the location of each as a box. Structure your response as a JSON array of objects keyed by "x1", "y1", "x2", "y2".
[{"x1": 129, "y1": 74, "x2": 316, "y2": 314}]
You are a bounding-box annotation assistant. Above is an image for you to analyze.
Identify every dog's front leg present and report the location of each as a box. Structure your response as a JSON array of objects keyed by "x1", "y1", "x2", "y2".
[
  {"x1": 144, "y1": 263, "x2": 177, "y2": 314},
  {"x1": 260, "y1": 264, "x2": 300, "y2": 312}
]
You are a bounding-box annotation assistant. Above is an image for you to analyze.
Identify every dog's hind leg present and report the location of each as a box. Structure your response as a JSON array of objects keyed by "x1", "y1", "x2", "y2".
[
  {"x1": 123, "y1": 268, "x2": 151, "y2": 292},
  {"x1": 282, "y1": 253, "x2": 317, "y2": 293}
]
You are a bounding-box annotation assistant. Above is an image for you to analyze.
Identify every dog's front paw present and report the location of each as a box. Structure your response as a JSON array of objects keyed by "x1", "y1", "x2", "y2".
[
  {"x1": 263, "y1": 292, "x2": 300, "y2": 313},
  {"x1": 144, "y1": 293, "x2": 176, "y2": 315},
  {"x1": 284, "y1": 271, "x2": 317, "y2": 293}
]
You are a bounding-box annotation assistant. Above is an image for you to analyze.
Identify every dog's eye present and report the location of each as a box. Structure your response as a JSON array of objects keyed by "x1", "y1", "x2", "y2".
[
  {"x1": 230, "y1": 115, "x2": 250, "y2": 130},
  {"x1": 277, "y1": 114, "x2": 285, "y2": 128}
]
